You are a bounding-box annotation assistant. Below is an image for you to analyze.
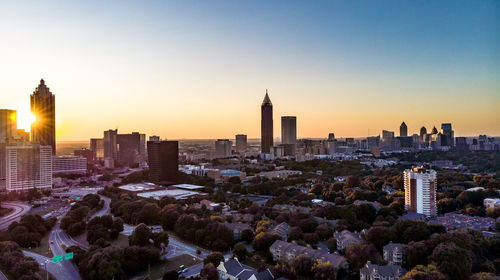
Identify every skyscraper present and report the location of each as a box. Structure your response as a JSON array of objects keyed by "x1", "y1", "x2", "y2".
[
  {"x1": 0, "y1": 110, "x2": 17, "y2": 143},
  {"x1": 31, "y1": 79, "x2": 56, "y2": 154},
  {"x1": 281, "y1": 116, "x2": 297, "y2": 145},
  {"x1": 235, "y1": 134, "x2": 247, "y2": 153},
  {"x1": 117, "y1": 132, "x2": 146, "y2": 166},
  {"x1": 147, "y1": 140, "x2": 178, "y2": 184},
  {"x1": 103, "y1": 129, "x2": 118, "y2": 161},
  {"x1": 215, "y1": 139, "x2": 232, "y2": 158},
  {"x1": 419, "y1": 126, "x2": 427, "y2": 141},
  {"x1": 399, "y1": 121, "x2": 407, "y2": 137},
  {"x1": 261, "y1": 90, "x2": 273, "y2": 153},
  {"x1": 440, "y1": 123, "x2": 454, "y2": 147},
  {"x1": 404, "y1": 166, "x2": 437, "y2": 217}
]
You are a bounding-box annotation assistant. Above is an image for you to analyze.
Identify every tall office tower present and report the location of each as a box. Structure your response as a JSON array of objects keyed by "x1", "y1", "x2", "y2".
[
  {"x1": 400, "y1": 121, "x2": 408, "y2": 137},
  {"x1": 103, "y1": 129, "x2": 118, "y2": 161},
  {"x1": 117, "y1": 132, "x2": 146, "y2": 166},
  {"x1": 328, "y1": 133, "x2": 335, "y2": 141},
  {"x1": 281, "y1": 116, "x2": 297, "y2": 145},
  {"x1": 149, "y1": 136, "x2": 160, "y2": 142},
  {"x1": 90, "y1": 138, "x2": 104, "y2": 160},
  {"x1": 235, "y1": 134, "x2": 247, "y2": 153},
  {"x1": 381, "y1": 130, "x2": 395, "y2": 150},
  {"x1": 0, "y1": 110, "x2": 17, "y2": 143},
  {"x1": 31, "y1": 79, "x2": 56, "y2": 154},
  {"x1": 215, "y1": 139, "x2": 232, "y2": 158},
  {"x1": 404, "y1": 166, "x2": 437, "y2": 217},
  {"x1": 419, "y1": 126, "x2": 427, "y2": 141},
  {"x1": 261, "y1": 90, "x2": 273, "y2": 153},
  {"x1": 147, "y1": 140, "x2": 178, "y2": 184},
  {"x1": 440, "y1": 123, "x2": 454, "y2": 147},
  {"x1": 431, "y1": 126, "x2": 438, "y2": 135},
  {"x1": 5, "y1": 143, "x2": 52, "y2": 192}
]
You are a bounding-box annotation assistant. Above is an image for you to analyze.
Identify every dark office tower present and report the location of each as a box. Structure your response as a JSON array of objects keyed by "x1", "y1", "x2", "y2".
[
  {"x1": 103, "y1": 129, "x2": 117, "y2": 160},
  {"x1": 431, "y1": 126, "x2": 438, "y2": 135},
  {"x1": 31, "y1": 79, "x2": 56, "y2": 154},
  {"x1": 441, "y1": 123, "x2": 454, "y2": 147},
  {"x1": 281, "y1": 116, "x2": 297, "y2": 145},
  {"x1": 261, "y1": 90, "x2": 273, "y2": 153},
  {"x1": 235, "y1": 134, "x2": 247, "y2": 153},
  {"x1": 117, "y1": 132, "x2": 146, "y2": 166},
  {"x1": 400, "y1": 122, "x2": 408, "y2": 137},
  {"x1": 0, "y1": 110, "x2": 17, "y2": 143},
  {"x1": 420, "y1": 126, "x2": 427, "y2": 140},
  {"x1": 147, "y1": 140, "x2": 178, "y2": 184},
  {"x1": 328, "y1": 133, "x2": 335, "y2": 141}
]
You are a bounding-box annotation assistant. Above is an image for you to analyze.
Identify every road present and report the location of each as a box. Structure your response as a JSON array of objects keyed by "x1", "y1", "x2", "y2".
[
  {"x1": 91, "y1": 196, "x2": 111, "y2": 219},
  {"x1": 23, "y1": 250, "x2": 75, "y2": 280},
  {"x1": 48, "y1": 223, "x2": 82, "y2": 280},
  {"x1": 0, "y1": 201, "x2": 32, "y2": 230}
]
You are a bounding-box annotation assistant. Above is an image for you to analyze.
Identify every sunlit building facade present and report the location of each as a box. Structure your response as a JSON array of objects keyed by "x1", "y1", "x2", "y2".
[
  {"x1": 404, "y1": 166, "x2": 437, "y2": 217},
  {"x1": 31, "y1": 79, "x2": 56, "y2": 154}
]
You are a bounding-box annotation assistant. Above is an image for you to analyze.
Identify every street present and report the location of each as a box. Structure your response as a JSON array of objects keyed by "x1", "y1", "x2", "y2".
[{"x1": 0, "y1": 201, "x2": 32, "y2": 230}]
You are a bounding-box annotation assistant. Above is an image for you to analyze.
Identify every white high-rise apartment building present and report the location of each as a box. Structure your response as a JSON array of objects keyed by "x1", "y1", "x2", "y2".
[
  {"x1": 6, "y1": 143, "x2": 52, "y2": 192},
  {"x1": 404, "y1": 166, "x2": 437, "y2": 217}
]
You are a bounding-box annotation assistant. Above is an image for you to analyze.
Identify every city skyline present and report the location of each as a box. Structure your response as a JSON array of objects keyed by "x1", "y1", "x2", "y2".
[{"x1": 1, "y1": 1, "x2": 499, "y2": 141}]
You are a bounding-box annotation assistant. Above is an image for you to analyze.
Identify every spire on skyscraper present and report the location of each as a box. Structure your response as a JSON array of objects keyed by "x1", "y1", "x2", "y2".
[{"x1": 262, "y1": 90, "x2": 272, "y2": 106}]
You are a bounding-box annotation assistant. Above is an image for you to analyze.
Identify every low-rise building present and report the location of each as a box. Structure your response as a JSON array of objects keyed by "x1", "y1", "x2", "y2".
[
  {"x1": 271, "y1": 222, "x2": 291, "y2": 241},
  {"x1": 360, "y1": 261, "x2": 406, "y2": 280},
  {"x1": 484, "y1": 198, "x2": 500, "y2": 209},
  {"x1": 258, "y1": 170, "x2": 302, "y2": 179},
  {"x1": 53, "y1": 156, "x2": 87, "y2": 174},
  {"x1": 225, "y1": 222, "x2": 252, "y2": 241},
  {"x1": 217, "y1": 259, "x2": 273, "y2": 280},
  {"x1": 269, "y1": 240, "x2": 348, "y2": 271},
  {"x1": 383, "y1": 241, "x2": 404, "y2": 265},
  {"x1": 334, "y1": 230, "x2": 362, "y2": 251}
]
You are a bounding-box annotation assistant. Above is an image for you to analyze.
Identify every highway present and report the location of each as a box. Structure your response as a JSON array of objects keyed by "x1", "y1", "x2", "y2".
[
  {"x1": 48, "y1": 223, "x2": 82, "y2": 280},
  {"x1": 0, "y1": 202, "x2": 32, "y2": 230},
  {"x1": 23, "y1": 250, "x2": 75, "y2": 280}
]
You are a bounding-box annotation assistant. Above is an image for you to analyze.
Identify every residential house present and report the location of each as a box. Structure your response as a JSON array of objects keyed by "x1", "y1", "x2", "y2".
[
  {"x1": 334, "y1": 230, "x2": 362, "y2": 251},
  {"x1": 383, "y1": 242, "x2": 404, "y2": 265},
  {"x1": 271, "y1": 222, "x2": 291, "y2": 241},
  {"x1": 217, "y1": 259, "x2": 274, "y2": 280},
  {"x1": 360, "y1": 261, "x2": 406, "y2": 280}
]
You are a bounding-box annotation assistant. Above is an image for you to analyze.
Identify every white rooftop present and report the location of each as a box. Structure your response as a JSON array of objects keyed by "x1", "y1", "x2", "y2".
[
  {"x1": 172, "y1": 184, "x2": 205, "y2": 190},
  {"x1": 137, "y1": 189, "x2": 205, "y2": 200},
  {"x1": 119, "y1": 183, "x2": 159, "y2": 192}
]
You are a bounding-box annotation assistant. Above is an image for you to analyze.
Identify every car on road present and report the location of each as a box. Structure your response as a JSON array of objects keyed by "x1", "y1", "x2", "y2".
[{"x1": 50, "y1": 241, "x2": 54, "y2": 244}]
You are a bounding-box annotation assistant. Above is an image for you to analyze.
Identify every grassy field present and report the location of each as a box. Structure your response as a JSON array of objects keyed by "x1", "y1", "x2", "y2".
[
  {"x1": 24, "y1": 233, "x2": 53, "y2": 258},
  {"x1": 131, "y1": 254, "x2": 201, "y2": 280}
]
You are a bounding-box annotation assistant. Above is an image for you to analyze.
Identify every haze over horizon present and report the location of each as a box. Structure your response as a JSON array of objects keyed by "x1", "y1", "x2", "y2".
[{"x1": 1, "y1": 0, "x2": 499, "y2": 141}]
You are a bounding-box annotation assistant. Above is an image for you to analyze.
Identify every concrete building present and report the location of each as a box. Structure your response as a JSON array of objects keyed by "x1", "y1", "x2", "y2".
[
  {"x1": 281, "y1": 116, "x2": 297, "y2": 145},
  {"x1": 5, "y1": 143, "x2": 52, "y2": 192},
  {"x1": 147, "y1": 140, "x2": 178, "y2": 184},
  {"x1": 117, "y1": 132, "x2": 146, "y2": 166},
  {"x1": 404, "y1": 166, "x2": 437, "y2": 217},
  {"x1": 0, "y1": 109, "x2": 18, "y2": 143},
  {"x1": 334, "y1": 230, "x2": 362, "y2": 251},
  {"x1": 74, "y1": 148, "x2": 93, "y2": 162},
  {"x1": 31, "y1": 79, "x2": 56, "y2": 154},
  {"x1": 215, "y1": 139, "x2": 232, "y2": 158},
  {"x1": 53, "y1": 156, "x2": 87, "y2": 174},
  {"x1": 235, "y1": 134, "x2": 247, "y2": 153},
  {"x1": 261, "y1": 90, "x2": 273, "y2": 153}
]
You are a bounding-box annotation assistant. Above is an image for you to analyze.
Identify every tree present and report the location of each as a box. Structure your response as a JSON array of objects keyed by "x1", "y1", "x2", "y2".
[
  {"x1": 200, "y1": 263, "x2": 219, "y2": 280},
  {"x1": 240, "y1": 228, "x2": 254, "y2": 243},
  {"x1": 430, "y1": 242, "x2": 474, "y2": 280},
  {"x1": 469, "y1": 272, "x2": 498, "y2": 280},
  {"x1": 252, "y1": 232, "x2": 281, "y2": 252},
  {"x1": 233, "y1": 242, "x2": 248, "y2": 261},
  {"x1": 163, "y1": 270, "x2": 179, "y2": 280},
  {"x1": 294, "y1": 254, "x2": 313, "y2": 277},
  {"x1": 203, "y1": 252, "x2": 224, "y2": 267},
  {"x1": 325, "y1": 237, "x2": 337, "y2": 253},
  {"x1": 272, "y1": 264, "x2": 297, "y2": 280},
  {"x1": 312, "y1": 260, "x2": 337, "y2": 280},
  {"x1": 366, "y1": 226, "x2": 395, "y2": 250},
  {"x1": 345, "y1": 242, "x2": 383, "y2": 271},
  {"x1": 129, "y1": 223, "x2": 152, "y2": 246},
  {"x1": 401, "y1": 264, "x2": 446, "y2": 280}
]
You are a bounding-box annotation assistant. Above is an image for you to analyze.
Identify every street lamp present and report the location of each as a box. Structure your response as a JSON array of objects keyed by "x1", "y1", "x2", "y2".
[{"x1": 39, "y1": 260, "x2": 50, "y2": 280}]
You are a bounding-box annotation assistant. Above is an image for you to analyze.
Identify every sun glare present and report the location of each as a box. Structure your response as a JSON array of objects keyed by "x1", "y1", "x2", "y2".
[{"x1": 16, "y1": 108, "x2": 36, "y2": 132}]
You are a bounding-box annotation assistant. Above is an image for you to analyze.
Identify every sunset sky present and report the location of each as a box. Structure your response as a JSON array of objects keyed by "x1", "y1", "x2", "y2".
[{"x1": 0, "y1": 1, "x2": 499, "y2": 141}]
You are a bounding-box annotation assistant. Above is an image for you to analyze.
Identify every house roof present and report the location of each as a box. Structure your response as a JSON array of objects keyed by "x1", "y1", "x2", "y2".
[
  {"x1": 270, "y1": 240, "x2": 348, "y2": 268},
  {"x1": 360, "y1": 262, "x2": 406, "y2": 278}
]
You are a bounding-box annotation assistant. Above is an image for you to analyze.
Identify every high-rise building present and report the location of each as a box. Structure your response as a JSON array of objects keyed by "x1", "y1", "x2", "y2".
[
  {"x1": 117, "y1": 132, "x2": 146, "y2": 166},
  {"x1": 90, "y1": 138, "x2": 104, "y2": 160},
  {"x1": 404, "y1": 166, "x2": 437, "y2": 217},
  {"x1": 328, "y1": 133, "x2": 335, "y2": 141},
  {"x1": 419, "y1": 126, "x2": 427, "y2": 141},
  {"x1": 261, "y1": 90, "x2": 273, "y2": 153},
  {"x1": 440, "y1": 123, "x2": 454, "y2": 147},
  {"x1": 31, "y1": 79, "x2": 56, "y2": 154},
  {"x1": 53, "y1": 156, "x2": 87, "y2": 174},
  {"x1": 103, "y1": 129, "x2": 118, "y2": 161},
  {"x1": 5, "y1": 143, "x2": 52, "y2": 192},
  {"x1": 215, "y1": 139, "x2": 232, "y2": 158},
  {"x1": 281, "y1": 116, "x2": 297, "y2": 145},
  {"x1": 0, "y1": 110, "x2": 17, "y2": 143},
  {"x1": 235, "y1": 134, "x2": 247, "y2": 153},
  {"x1": 147, "y1": 140, "x2": 178, "y2": 184},
  {"x1": 400, "y1": 122, "x2": 407, "y2": 137},
  {"x1": 149, "y1": 136, "x2": 160, "y2": 142}
]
